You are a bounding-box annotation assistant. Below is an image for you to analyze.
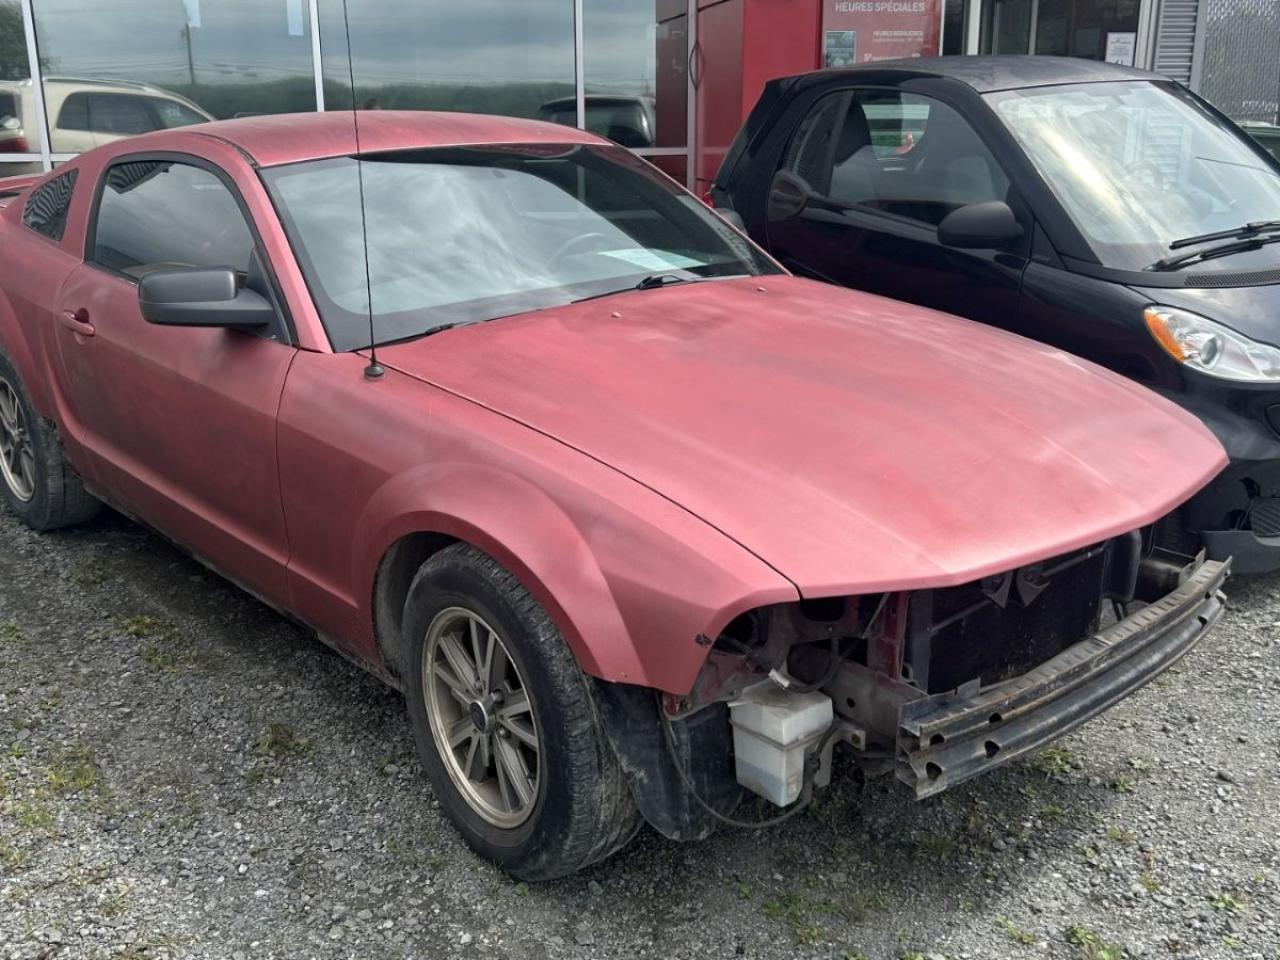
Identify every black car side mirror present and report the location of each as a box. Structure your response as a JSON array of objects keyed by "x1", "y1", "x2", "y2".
[
  {"x1": 768, "y1": 170, "x2": 813, "y2": 221},
  {"x1": 138, "y1": 267, "x2": 276, "y2": 329},
  {"x1": 937, "y1": 201, "x2": 1024, "y2": 250}
]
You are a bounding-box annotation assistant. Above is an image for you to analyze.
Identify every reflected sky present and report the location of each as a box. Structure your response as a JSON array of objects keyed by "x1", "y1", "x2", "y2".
[
  {"x1": 32, "y1": 0, "x2": 314, "y2": 84},
  {"x1": 29, "y1": 0, "x2": 663, "y2": 88}
]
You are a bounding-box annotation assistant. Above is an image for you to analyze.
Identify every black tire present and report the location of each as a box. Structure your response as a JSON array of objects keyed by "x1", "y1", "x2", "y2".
[
  {"x1": 0, "y1": 350, "x2": 100, "y2": 531},
  {"x1": 402, "y1": 543, "x2": 642, "y2": 880}
]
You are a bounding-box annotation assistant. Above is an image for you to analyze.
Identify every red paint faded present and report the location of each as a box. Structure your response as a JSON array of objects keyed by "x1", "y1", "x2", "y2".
[
  {"x1": 0, "y1": 113, "x2": 1227, "y2": 699},
  {"x1": 377, "y1": 276, "x2": 1227, "y2": 596}
]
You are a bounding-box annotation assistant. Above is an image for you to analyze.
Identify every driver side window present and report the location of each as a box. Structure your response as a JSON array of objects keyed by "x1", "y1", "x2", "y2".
[{"x1": 776, "y1": 89, "x2": 1011, "y2": 228}]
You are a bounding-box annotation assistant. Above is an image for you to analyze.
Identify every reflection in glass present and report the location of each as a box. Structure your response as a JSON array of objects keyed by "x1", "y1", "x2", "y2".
[
  {"x1": 990, "y1": 80, "x2": 1280, "y2": 270},
  {"x1": 264, "y1": 144, "x2": 774, "y2": 350},
  {"x1": 0, "y1": 0, "x2": 40, "y2": 159},
  {"x1": 29, "y1": 0, "x2": 317, "y2": 153},
  {"x1": 579, "y1": 0, "x2": 687, "y2": 148},
  {"x1": 319, "y1": 0, "x2": 574, "y2": 119}
]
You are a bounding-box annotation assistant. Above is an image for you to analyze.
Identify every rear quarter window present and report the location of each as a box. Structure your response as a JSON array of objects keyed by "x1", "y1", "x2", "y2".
[{"x1": 22, "y1": 169, "x2": 79, "y2": 242}]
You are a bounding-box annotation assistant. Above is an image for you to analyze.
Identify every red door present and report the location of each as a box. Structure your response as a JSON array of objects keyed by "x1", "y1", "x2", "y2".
[{"x1": 49, "y1": 157, "x2": 296, "y2": 606}]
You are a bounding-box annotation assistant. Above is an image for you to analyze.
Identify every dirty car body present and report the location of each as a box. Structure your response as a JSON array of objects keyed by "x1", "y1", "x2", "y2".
[{"x1": 0, "y1": 112, "x2": 1228, "y2": 879}]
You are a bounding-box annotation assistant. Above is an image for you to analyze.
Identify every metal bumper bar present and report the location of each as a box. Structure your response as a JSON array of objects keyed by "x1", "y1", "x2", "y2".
[{"x1": 897, "y1": 558, "x2": 1230, "y2": 798}]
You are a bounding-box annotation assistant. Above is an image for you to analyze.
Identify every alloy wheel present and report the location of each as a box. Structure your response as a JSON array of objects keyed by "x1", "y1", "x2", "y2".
[
  {"x1": 0, "y1": 378, "x2": 35, "y2": 503},
  {"x1": 422, "y1": 607, "x2": 540, "y2": 828}
]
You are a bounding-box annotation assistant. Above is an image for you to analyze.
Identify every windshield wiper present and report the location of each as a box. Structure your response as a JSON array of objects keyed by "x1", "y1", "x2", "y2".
[
  {"x1": 1148, "y1": 233, "x2": 1280, "y2": 272},
  {"x1": 1169, "y1": 220, "x2": 1280, "y2": 250},
  {"x1": 570, "y1": 273, "x2": 700, "y2": 305}
]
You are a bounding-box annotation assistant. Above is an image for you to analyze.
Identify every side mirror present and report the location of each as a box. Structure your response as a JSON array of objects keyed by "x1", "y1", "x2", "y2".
[
  {"x1": 138, "y1": 267, "x2": 276, "y2": 329},
  {"x1": 768, "y1": 170, "x2": 813, "y2": 221},
  {"x1": 937, "y1": 201, "x2": 1024, "y2": 250}
]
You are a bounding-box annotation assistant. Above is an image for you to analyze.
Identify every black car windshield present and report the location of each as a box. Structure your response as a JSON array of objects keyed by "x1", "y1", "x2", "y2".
[
  {"x1": 262, "y1": 143, "x2": 777, "y2": 350},
  {"x1": 987, "y1": 80, "x2": 1280, "y2": 271}
]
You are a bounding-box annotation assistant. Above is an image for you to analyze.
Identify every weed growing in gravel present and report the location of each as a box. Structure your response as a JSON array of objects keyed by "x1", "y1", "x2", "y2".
[
  {"x1": 1027, "y1": 744, "x2": 1078, "y2": 778},
  {"x1": 1066, "y1": 924, "x2": 1126, "y2": 960},
  {"x1": 116, "y1": 614, "x2": 180, "y2": 641},
  {"x1": 0, "y1": 621, "x2": 25, "y2": 645},
  {"x1": 254, "y1": 722, "x2": 312, "y2": 759},
  {"x1": 141, "y1": 644, "x2": 178, "y2": 672},
  {"x1": 46, "y1": 745, "x2": 99, "y2": 794},
  {"x1": 0, "y1": 840, "x2": 27, "y2": 872},
  {"x1": 245, "y1": 722, "x2": 313, "y2": 784},
  {"x1": 1039, "y1": 803, "x2": 1067, "y2": 823},
  {"x1": 13, "y1": 801, "x2": 54, "y2": 830},
  {"x1": 1105, "y1": 826, "x2": 1136, "y2": 846},
  {"x1": 1108, "y1": 777, "x2": 1135, "y2": 794},
  {"x1": 1209, "y1": 891, "x2": 1247, "y2": 914},
  {"x1": 1138, "y1": 871, "x2": 1162, "y2": 893},
  {"x1": 761, "y1": 890, "x2": 836, "y2": 945},
  {"x1": 996, "y1": 917, "x2": 1037, "y2": 945}
]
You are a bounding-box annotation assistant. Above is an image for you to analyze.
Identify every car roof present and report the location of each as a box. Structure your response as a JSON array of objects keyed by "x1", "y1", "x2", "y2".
[
  {"x1": 120, "y1": 110, "x2": 603, "y2": 168},
  {"x1": 785, "y1": 55, "x2": 1158, "y2": 94}
]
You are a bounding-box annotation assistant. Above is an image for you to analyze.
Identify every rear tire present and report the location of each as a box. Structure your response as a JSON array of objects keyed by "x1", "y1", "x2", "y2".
[
  {"x1": 0, "y1": 351, "x2": 100, "y2": 531},
  {"x1": 402, "y1": 543, "x2": 641, "y2": 880}
]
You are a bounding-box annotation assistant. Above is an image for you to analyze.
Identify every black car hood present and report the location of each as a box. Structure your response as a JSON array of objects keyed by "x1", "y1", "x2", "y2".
[{"x1": 1128, "y1": 280, "x2": 1280, "y2": 348}]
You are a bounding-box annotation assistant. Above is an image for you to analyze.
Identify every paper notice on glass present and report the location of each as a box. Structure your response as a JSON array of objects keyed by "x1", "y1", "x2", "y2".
[
  {"x1": 1105, "y1": 32, "x2": 1136, "y2": 66},
  {"x1": 599, "y1": 249, "x2": 706, "y2": 272},
  {"x1": 182, "y1": 0, "x2": 201, "y2": 28},
  {"x1": 287, "y1": 0, "x2": 305, "y2": 36}
]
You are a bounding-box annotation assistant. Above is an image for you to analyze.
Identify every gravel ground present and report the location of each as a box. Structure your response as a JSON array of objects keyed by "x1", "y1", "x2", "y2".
[{"x1": 0, "y1": 508, "x2": 1277, "y2": 960}]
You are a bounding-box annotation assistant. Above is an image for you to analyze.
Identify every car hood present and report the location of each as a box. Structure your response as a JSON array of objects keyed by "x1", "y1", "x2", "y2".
[
  {"x1": 1128, "y1": 279, "x2": 1280, "y2": 348},
  {"x1": 379, "y1": 276, "x2": 1226, "y2": 595}
]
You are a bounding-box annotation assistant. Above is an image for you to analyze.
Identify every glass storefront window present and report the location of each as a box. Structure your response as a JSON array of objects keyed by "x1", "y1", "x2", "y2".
[
  {"x1": 27, "y1": 0, "x2": 317, "y2": 155},
  {"x1": 979, "y1": 0, "x2": 1139, "y2": 58},
  {"x1": 318, "y1": 0, "x2": 575, "y2": 119},
  {"x1": 578, "y1": 0, "x2": 687, "y2": 149}
]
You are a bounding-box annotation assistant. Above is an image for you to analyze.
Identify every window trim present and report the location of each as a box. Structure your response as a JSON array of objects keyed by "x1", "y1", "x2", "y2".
[{"x1": 86, "y1": 150, "x2": 296, "y2": 345}]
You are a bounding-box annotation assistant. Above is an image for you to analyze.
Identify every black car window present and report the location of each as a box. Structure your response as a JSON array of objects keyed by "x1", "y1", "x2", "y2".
[
  {"x1": 57, "y1": 93, "x2": 91, "y2": 131},
  {"x1": 778, "y1": 91, "x2": 848, "y2": 196},
  {"x1": 89, "y1": 94, "x2": 156, "y2": 136},
  {"x1": 22, "y1": 169, "x2": 78, "y2": 242},
  {"x1": 777, "y1": 89, "x2": 1010, "y2": 229},
  {"x1": 92, "y1": 160, "x2": 255, "y2": 279},
  {"x1": 831, "y1": 91, "x2": 1010, "y2": 227}
]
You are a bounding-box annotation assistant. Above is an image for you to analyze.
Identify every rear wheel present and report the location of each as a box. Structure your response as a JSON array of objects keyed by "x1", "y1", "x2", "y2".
[
  {"x1": 402, "y1": 543, "x2": 641, "y2": 880},
  {"x1": 0, "y1": 352, "x2": 99, "y2": 531}
]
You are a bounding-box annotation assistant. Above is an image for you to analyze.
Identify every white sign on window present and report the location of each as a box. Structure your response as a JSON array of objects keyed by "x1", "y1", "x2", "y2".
[{"x1": 1105, "y1": 32, "x2": 1137, "y2": 67}]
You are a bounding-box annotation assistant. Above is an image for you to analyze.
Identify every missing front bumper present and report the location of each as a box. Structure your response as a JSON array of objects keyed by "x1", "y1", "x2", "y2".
[{"x1": 896, "y1": 558, "x2": 1230, "y2": 799}]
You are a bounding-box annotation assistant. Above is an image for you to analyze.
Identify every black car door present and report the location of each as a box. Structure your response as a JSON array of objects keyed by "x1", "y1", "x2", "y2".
[{"x1": 763, "y1": 86, "x2": 1031, "y2": 332}]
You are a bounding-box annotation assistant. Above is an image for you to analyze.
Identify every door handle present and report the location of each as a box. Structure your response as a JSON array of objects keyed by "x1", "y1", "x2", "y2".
[{"x1": 60, "y1": 308, "x2": 94, "y2": 337}]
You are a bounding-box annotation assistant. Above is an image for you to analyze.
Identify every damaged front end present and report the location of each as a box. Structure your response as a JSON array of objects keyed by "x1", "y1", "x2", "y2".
[{"x1": 596, "y1": 528, "x2": 1228, "y2": 838}]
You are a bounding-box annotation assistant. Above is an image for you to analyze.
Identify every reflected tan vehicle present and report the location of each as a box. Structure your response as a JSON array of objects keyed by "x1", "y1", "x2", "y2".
[{"x1": 0, "y1": 77, "x2": 212, "y2": 172}]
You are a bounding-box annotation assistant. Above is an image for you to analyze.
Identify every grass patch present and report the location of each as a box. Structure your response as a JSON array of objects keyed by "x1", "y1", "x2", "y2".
[
  {"x1": 996, "y1": 917, "x2": 1037, "y2": 945},
  {"x1": 1209, "y1": 891, "x2": 1246, "y2": 914},
  {"x1": 1066, "y1": 924, "x2": 1126, "y2": 960},
  {"x1": 1105, "y1": 826, "x2": 1136, "y2": 846},
  {"x1": 46, "y1": 745, "x2": 99, "y2": 794},
  {"x1": 1026, "y1": 744, "x2": 1078, "y2": 778},
  {"x1": 254, "y1": 722, "x2": 312, "y2": 759}
]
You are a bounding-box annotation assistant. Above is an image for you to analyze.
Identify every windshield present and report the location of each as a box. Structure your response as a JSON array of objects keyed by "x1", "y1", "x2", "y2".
[
  {"x1": 988, "y1": 80, "x2": 1280, "y2": 271},
  {"x1": 263, "y1": 144, "x2": 776, "y2": 350}
]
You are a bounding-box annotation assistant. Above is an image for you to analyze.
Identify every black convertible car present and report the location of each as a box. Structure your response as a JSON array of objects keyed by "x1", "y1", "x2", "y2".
[{"x1": 711, "y1": 56, "x2": 1280, "y2": 573}]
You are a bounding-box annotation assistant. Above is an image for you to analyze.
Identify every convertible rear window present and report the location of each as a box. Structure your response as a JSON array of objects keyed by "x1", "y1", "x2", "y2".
[{"x1": 262, "y1": 143, "x2": 778, "y2": 352}]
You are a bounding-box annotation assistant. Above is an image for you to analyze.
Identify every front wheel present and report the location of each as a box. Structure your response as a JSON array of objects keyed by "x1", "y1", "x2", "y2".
[{"x1": 402, "y1": 544, "x2": 641, "y2": 880}]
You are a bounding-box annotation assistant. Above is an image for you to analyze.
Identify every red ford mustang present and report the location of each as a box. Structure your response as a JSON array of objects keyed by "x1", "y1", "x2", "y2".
[{"x1": 0, "y1": 112, "x2": 1229, "y2": 879}]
